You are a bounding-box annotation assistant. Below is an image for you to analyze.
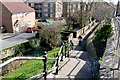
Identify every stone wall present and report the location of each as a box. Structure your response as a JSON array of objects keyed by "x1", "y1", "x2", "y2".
[
  {"x1": 0, "y1": 48, "x2": 15, "y2": 62},
  {"x1": 1, "y1": 60, "x2": 26, "y2": 76},
  {"x1": 0, "y1": 39, "x2": 40, "y2": 61},
  {"x1": 100, "y1": 18, "x2": 120, "y2": 79},
  {"x1": 74, "y1": 20, "x2": 96, "y2": 38}
]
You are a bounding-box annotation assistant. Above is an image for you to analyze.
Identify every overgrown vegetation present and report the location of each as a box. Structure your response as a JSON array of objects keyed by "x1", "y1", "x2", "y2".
[
  {"x1": 94, "y1": 22, "x2": 113, "y2": 58},
  {"x1": 13, "y1": 39, "x2": 41, "y2": 54},
  {"x1": 37, "y1": 24, "x2": 63, "y2": 49},
  {"x1": 1, "y1": 39, "x2": 48, "y2": 62},
  {"x1": 95, "y1": 23, "x2": 113, "y2": 47},
  {"x1": 2, "y1": 48, "x2": 60, "y2": 80}
]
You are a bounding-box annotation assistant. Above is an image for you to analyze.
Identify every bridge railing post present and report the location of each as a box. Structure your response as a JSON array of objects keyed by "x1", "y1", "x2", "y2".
[
  {"x1": 67, "y1": 42, "x2": 70, "y2": 57},
  {"x1": 64, "y1": 41, "x2": 67, "y2": 58},
  {"x1": 42, "y1": 51, "x2": 47, "y2": 80},
  {"x1": 60, "y1": 46, "x2": 64, "y2": 61},
  {"x1": 55, "y1": 52, "x2": 59, "y2": 75},
  {"x1": 60, "y1": 41, "x2": 64, "y2": 61}
]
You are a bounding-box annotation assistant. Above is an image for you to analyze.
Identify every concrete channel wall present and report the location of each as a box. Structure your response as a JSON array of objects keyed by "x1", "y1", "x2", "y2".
[
  {"x1": 68, "y1": 20, "x2": 96, "y2": 42},
  {"x1": 72, "y1": 20, "x2": 96, "y2": 38},
  {"x1": 86, "y1": 20, "x2": 105, "y2": 59}
]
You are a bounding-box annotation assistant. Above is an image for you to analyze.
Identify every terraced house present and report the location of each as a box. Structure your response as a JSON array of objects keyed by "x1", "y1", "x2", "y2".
[{"x1": 1, "y1": 1, "x2": 35, "y2": 33}]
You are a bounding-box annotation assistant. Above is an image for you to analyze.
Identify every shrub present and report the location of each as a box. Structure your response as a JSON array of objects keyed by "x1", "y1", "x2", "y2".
[
  {"x1": 36, "y1": 22, "x2": 44, "y2": 28},
  {"x1": 37, "y1": 25, "x2": 62, "y2": 49},
  {"x1": 13, "y1": 39, "x2": 41, "y2": 56},
  {"x1": 95, "y1": 24, "x2": 113, "y2": 46},
  {"x1": 98, "y1": 57, "x2": 102, "y2": 64}
]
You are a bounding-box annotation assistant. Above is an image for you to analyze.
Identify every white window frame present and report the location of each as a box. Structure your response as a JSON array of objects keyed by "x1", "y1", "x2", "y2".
[{"x1": 31, "y1": 3, "x2": 34, "y2": 7}]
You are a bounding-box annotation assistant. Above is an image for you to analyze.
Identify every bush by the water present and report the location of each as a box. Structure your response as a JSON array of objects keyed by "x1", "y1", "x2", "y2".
[
  {"x1": 95, "y1": 24, "x2": 113, "y2": 46},
  {"x1": 94, "y1": 23, "x2": 113, "y2": 58},
  {"x1": 37, "y1": 25, "x2": 62, "y2": 49}
]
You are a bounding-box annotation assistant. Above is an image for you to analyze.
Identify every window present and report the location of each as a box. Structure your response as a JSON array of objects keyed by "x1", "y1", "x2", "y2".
[
  {"x1": 48, "y1": 9, "x2": 50, "y2": 12},
  {"x1": 21, "y1": 13, "x2": 24, "y2": 17},
  {"x1": 44, "y1": 13, "x2": 48, "y2": 17},
  {"x1": 50, "y1": 14, "x2": 53, "y2": 17},
  {"x1": 48, "y1": 9, "x2": 52, "y2": 12},
  {"x1": 50, "y1": 3, "x2": 53, "y2": 7},
  {"x1": 40, "y1": 8, "x2": 42, "y2": 10},
  {"x1": 15, "y1": 14, "x2": 18, "y2": 18},
  {"x1": 39, "y1": 3, "x2": 42, "y2": 5},
  {"x1": 48, "y1": 14, "x2": 50, "y2": 17},
  {"x1": 38, "y1": 14, "x2": 40, "y2": 17},
  {"x1": 44, "y1": 3, "x2": 48, "y2": 7},
  {"x1": 40, "y1": 13, "x2": 42, "y2": 17},
  {"x1": 14, "y1": 20, "x2": 19, "y2": 27},
  {"x1": 35, "y1": 3, "x2": 39, "y2": 5},
  {"x1": 38, "y1": 10, "x2": 41, "y2": 13},
  {"x1": 48, "y1": 3, "x2": 50, "y2": 7},
  {"x1": 25, "y1": 13, "x2": 28, "y2": 16},
  {"x1": 31, "y1": 3, "x2": 34, "y2": 7},
  {"x1": 28, "y1": 3, "x2": 31, "y2": 6},
  {"x1": 28, "y1": 19, "x2": 31, "y2": 25},
  {"x1": 44, "y1": 9, "x2": 48, "y2": 12}
]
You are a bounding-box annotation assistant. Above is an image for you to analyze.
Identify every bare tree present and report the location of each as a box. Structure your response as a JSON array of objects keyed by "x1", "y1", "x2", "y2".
[{"x1": 90, "y1": 2, "x2": 115, "y2": 21}]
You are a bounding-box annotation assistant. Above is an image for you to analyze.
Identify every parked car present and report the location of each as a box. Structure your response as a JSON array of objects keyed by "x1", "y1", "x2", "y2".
[
  {"x1": 54, "y1": 17, "x2": 64, "y2": 21},
  {"x1": 37, "y1": 19, "x2": 54, "y2": 25},
  {"x1": 26, "y1": 26, "x2": 38, "y2": 33},
  {"x1": 38, "y1": 19, "x2": 47, "y2": 22}
]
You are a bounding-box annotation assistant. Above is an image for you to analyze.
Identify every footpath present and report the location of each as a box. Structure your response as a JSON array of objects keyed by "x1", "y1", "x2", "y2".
[{"x1": 47, "y1": 23, "x2": 99, "y2": 79}]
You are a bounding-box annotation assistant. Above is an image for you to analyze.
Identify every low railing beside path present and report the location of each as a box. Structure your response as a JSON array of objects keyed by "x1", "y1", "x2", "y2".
[{"x1": 0, "y1": 40, "x2": 73, "y2": 80}]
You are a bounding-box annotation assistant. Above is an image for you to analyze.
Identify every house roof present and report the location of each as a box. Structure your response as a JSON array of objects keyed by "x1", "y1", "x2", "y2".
[
  {"x1": 2, "y1": 2, "x2": 35, "y2": 13},
  {"x1": 25, "y1": 0, "x2": 53, "y2": 3}
]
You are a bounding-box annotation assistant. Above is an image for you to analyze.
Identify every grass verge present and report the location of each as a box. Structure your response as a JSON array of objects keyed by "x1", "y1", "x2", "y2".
[{"x1": 2, "y1": 48, "x2": 60, "y2": 80}]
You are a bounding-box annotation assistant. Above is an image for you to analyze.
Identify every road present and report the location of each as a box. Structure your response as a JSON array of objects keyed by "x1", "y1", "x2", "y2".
[{"x1": 0, "y1": 32, "x2": 36, "y2": 51}]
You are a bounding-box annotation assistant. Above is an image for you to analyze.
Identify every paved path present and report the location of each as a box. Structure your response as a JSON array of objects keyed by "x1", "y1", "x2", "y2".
[
  {"x1": 47, "y1": 41, "x2": 91, "y2": 79},
  {"x1": 47, "y1": 23, "x2": 99, "y2": 79}
]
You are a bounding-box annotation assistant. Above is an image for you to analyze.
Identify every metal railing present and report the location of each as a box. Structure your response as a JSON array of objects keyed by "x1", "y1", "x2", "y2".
[{"x1": 0, "y1": 40, "x2": 73, "y2": 80}]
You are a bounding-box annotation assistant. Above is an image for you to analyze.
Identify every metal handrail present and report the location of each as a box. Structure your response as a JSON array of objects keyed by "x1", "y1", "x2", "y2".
[
  {"x1": 0, "y1": 41, "x2": 73, "y2": 80},
  {"x1": 0, "y1": 57, "x2": 45, "y2": 68}
]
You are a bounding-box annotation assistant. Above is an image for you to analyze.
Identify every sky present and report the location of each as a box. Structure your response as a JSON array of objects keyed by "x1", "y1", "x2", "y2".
[{"x1": 105, "y1": 0, "x2": 118, "y2": 4}]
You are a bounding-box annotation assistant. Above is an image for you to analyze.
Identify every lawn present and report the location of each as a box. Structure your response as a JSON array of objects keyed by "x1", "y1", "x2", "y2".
[{"x1": 2, "y1": 48, "x2": 60, "y2": 80}]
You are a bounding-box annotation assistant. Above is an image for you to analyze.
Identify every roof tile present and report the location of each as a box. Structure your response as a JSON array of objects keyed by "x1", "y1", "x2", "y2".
[{"x1": 2, "y1": 2, "x2": 35, "y2": 13}]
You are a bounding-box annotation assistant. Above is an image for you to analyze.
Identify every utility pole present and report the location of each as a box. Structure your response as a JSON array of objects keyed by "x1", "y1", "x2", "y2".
[
  {"x1": 116, "y1": 0, "x2": 120, "y2": 16},
  {"x1": 79, "y1": 0, "x2": 83, "y2": 28},
  {"x1": 68, "y1": 1, "x2": 71, "y2": 30}
]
